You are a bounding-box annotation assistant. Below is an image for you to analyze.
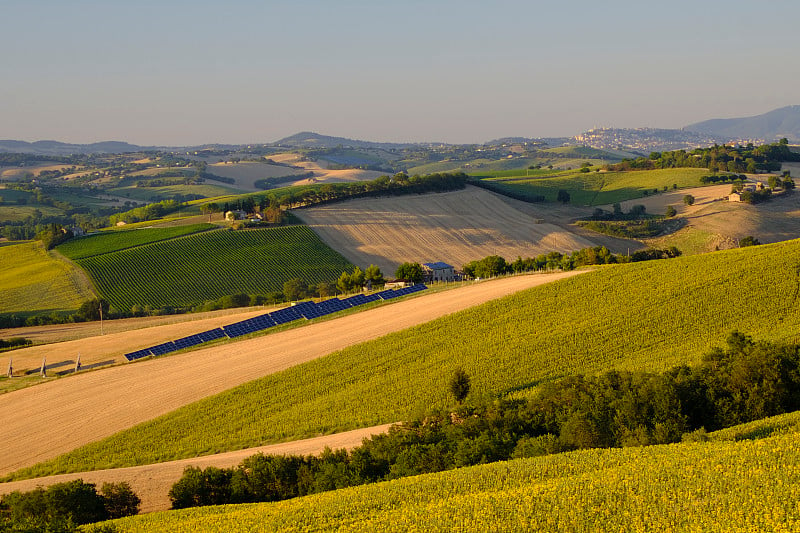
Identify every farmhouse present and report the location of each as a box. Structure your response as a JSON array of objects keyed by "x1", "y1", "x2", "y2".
[
  {"x1": 422, "y1": 262, "x2": 456, "y2": 282},
  {"x1": 225, "y1": 210, "x2": 247, "y2": 221}
]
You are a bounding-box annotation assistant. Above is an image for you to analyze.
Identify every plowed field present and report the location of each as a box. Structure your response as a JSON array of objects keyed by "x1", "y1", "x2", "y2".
[{"x1": 295, "y1": 186, "x2": 603, "y2": 274}]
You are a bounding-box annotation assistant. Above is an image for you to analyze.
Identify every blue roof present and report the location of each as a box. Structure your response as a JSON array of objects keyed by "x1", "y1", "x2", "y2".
[{"x1": 423, "y1": 262, "x2": 453, "y2": 270}]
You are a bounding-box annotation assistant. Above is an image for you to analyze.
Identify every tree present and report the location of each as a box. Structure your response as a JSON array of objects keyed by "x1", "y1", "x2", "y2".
[
  {"x1": 665, "y1": 205, "x2": 677, "y2": 217},
  {"x1": 100, "y1": 482, "x2": 141, "y2": 519},
  {"x1": 556, "y1": 189, "x2": 571, "y2": 204},
  {"x1": 364, "y1": 264, "x2": 385, "y2": 288},
  {"x1": 350, "y1": 266, "x2": 365, "y2": 290},
  {"x1": 395, "y1": 262, "x2": 424, "y2": 284},
  {"x1": 283, "y1": 278, "x2": 308, "y2": 301},
  {"x1": 449, "y1": 368, "x2": 470, "y2": 403},
  {"x1": 336, "y1": 271, "x2": 353, "y2": 294},
  {"x1": 683, "y1": 194, "x2": 695, "y2": 206},
  {"x1": 739, "y1": 236, "x2": 761, "y2": 247}
]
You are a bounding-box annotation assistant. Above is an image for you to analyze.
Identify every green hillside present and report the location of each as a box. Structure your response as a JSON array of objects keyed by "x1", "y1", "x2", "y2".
[
  {"x1": 0, "y1": 241, "x2": 94, "y2": 315},
  {"x1": 93, "y1": 416, "x2": 800, "y2": 532},
  {"x1": 72, "y1": 226, "x2": 354, "y2": 311},
  {"x1": 57, "y1": 224, "x2": 215, "y2": 260},
  {"x1": 11, "y1": 238, "x2": 800, "y2": 479},
  {"x1": 482, "y1": 167, "x2": 709, "y2": 205}
]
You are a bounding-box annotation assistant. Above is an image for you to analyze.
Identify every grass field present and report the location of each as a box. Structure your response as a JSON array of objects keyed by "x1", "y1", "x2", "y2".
[
  {"x1": 110, "y1": 183, "x2": 242, "y2": 202},
  {"x1": 0, "y1": 241, "x2": 94, "y2": 314},
  {"x1": 0, "y1": 204, "x2": 63, "y2": 223},
  {"x1": 74, "y1": 226, "x2": 354, "y2": 310},
  {"x1": 57, "y1": 224, "x2": 215, "y2": 260},
  {"x1": 92, "y1": 415, "x2": 800, "y2": 532},
  {"x1": 12, "y1": 238, "x2": 800, "y2": 478},
  {"x1": 483, "y1": 168, "x2": 710, "y2": 205}
]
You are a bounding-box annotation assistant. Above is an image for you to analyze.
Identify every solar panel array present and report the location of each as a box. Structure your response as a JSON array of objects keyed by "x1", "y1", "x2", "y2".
[{"x1": 124, "y1": 284, "x2": 428, "y2": 361}]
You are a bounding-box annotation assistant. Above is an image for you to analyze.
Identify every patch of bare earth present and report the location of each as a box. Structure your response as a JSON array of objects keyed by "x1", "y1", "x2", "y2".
[
  {"x1": 294, "y1": 186, "x2": 616, "y2": 274},
  {"x1": 0, "y1": 272, "x2": 582, "y2": 476},
  {"x1": 0, "y1": 424, "x2": 393, "y2": 513}
]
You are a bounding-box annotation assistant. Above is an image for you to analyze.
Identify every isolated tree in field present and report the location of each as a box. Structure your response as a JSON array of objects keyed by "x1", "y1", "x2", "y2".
[
  {"x1": 665, "y1": 205, "x2": 677, "y2": 217},
  {"x1": 557, "y1": 189, "x2": 571, "y2": 204},
  {"x1": 450, "y1": 368, "x2": 471, "y2": 403},
  {"x1": 683, "y1": 194, "x2": 695, "y2": 206},
  {"x1": 395, "y1": 262, "x2": 424, "y2": 284}
]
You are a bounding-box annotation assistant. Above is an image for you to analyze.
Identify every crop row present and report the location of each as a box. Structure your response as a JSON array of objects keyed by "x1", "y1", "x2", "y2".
[
  {"x1": 75, "y1": 226, "x2": 353, "y2": 310},
  {"x1": 57, "y1": 223, "x2": 215, "y2": 260},
  {"x1": 11, "y1": 238, "x2": 800, "y2": 480},
  {"x1": 96, "y1": 425, "x2": 800, "y2": 532}
]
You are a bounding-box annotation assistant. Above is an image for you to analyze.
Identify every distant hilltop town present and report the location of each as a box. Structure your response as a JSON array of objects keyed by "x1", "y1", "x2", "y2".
[{"x1": 573, "y1": 128, "x2": 766, "y2": 153}]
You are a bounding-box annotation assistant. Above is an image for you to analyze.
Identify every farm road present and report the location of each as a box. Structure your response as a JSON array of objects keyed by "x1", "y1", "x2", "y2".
[
  {"x1": 0, "y1": 424, "x2": 394, "y2": 513},
  {"x1": 0, "y1": 272, "x2": 583, "y2": 476}
]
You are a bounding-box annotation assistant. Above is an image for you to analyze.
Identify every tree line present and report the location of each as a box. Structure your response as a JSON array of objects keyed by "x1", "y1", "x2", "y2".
[
  {"x1": 168, "y1": 332, "x2": 800, "y2": 510},
  {"x1": 1, "y1": 480, "x2": 139, "y2": 531},
  {"x1": 462, "y1": 245, "x2": 680, "y2": 278},
  {"x1": 606, "y1": 139, "x2": 800, "y2": 174}
]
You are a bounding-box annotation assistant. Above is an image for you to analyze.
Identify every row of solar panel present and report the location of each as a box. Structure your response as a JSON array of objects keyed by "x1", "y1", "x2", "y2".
[{"x1": 124, "y1": 284, "x2": 428, "y2": 361}]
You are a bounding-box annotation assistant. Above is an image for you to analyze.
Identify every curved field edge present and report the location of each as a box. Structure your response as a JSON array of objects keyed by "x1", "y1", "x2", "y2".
[
  {"x1": 10, "y1": 239, "x2": 800, "y2": 480},
  {"x1": 0, "y1": 241, "x2": 95, "y2": 314},
  {"x1": 94, "y1": 423, "x2": 800, "y2": 532}
]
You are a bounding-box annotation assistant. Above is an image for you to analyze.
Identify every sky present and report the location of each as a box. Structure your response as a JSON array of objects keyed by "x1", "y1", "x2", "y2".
[{"x1": 2, "y1": 0, "x2": 799, "y2": 146}]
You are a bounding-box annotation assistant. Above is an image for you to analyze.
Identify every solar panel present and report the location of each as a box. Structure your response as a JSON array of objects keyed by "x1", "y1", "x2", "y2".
[
  {"x1": 124, "y1": 349, "x2": 152, "y2": 362},
  {"x1": 198, "y1": 328, "x2": 225, "y2": 342},
  {"x1": 362, "y1": 293, "x2": 381, "y2": 303},
  {"x1": 150, "y1": 342, "x2": 177, "y2": 356}
]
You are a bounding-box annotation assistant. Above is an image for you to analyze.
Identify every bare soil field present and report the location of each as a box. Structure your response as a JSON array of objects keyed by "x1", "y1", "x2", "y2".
[
  {"x1": 0, "y1": 272, "x2": 581, "y2": 476},
  {"x1": 263, "y1": 153, "x2": 386, "y2": 186},
  {"x1": 0, "y1": 164, "x2": 73, "y2": 181},
  {"x1": 295, "y1": 186, "x2": 623, "y2": 274},
  {"x1": 0, "y1": 424, "x2": 393, "y2": 513},
  {"x1": 205, "y1": 161, "x2": 309, "y2": 191}
]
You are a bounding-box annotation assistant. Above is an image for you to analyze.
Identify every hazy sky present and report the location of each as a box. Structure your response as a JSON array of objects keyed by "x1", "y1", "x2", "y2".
[{"x1": 3, "y1": 0, "x2": 799, "y2": 145}]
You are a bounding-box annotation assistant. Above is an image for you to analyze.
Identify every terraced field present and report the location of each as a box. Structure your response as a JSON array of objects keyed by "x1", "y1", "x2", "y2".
[
  {"x1": 0, "y1": 241, "x2": 94, "y2": 314},
  {"x1": 73, "y1": 226, "x2": 354, "y2": 310}
]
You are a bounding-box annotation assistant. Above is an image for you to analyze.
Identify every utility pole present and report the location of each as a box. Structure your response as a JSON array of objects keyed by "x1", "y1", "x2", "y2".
[
  {"x1": 99, "y1": 301, "x2": 104, "y2": 336},
  {"x1": 74, "y1": 353, "x2": 82, "y2": 373},
  {"x1": 40, "y1": 357, "x2": 47, "y2": 378},
  {"x1": 6, "y1": 358, "x2": 11, "y2": 378}
]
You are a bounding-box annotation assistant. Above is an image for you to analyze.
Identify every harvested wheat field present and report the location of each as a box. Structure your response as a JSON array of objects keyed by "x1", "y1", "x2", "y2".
[
  {"x1": 205, "y1": 161, "x2": 309, "y2": 191},
  {"x1": 294, "y1": 186, "x2": 602, "y2": 274},
  {"x1": 0, "y1": 424, "x2": 393, "y2": 513},
  {"x1": 0, "y1": 272, "x2": 581, "y2": 476}
]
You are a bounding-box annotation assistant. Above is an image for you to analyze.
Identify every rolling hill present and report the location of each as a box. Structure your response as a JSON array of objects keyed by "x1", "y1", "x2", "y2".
[
  {"x1": 685, "y1": 105, "x2": 800, "y2": 142},
  {"x1": 7, "y1": 237, "x2": 800, "y2": 481}
]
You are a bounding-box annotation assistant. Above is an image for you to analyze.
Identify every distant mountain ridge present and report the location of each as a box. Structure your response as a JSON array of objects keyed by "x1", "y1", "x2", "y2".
[
  {"x1": 273, "y1": 131, "x2": 418, "y2": 150},
  {"x1": 0, "y1": 140, "x2": 152, "y2": 155},
  {"x1": 685, "y1": 105, "x2": 800, "y2": 142}
]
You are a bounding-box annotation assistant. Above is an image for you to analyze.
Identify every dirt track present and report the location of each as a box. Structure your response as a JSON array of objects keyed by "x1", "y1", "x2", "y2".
[
  {"x1": 295, "y1": 186, "x2": 601, "y2": 274},
  {"x1": 0, "y1": 424, "x2": 393, "y2": 513},
  {"x1": 0, "y1": 272, "x2": 581, "y2": 476}
]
